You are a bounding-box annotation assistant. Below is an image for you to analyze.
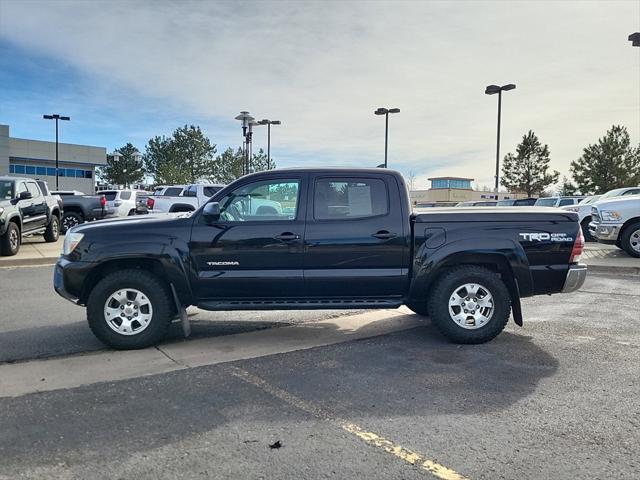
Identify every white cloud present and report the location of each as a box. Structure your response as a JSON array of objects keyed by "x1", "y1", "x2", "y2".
[{"x1": 1, "y1": 0, "x2": 638, "y2": 189}]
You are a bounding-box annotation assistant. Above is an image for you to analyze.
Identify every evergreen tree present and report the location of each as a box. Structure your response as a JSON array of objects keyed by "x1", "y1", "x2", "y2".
[
  {"x1": 102, "y1": 143, "x2": 144, "y2": 187},
  {"x1": 570, "y1": 125, "x2": 640, "y2": 194},
  {"x1": 559, "y1": 176, "x2": 578, "y2": 196},
  {"x1": 501, "y1": 130, "x2": 559, "y2": 197}
]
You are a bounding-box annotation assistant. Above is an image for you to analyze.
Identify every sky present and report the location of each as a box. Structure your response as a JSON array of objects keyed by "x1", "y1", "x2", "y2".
[{"x1": 0, "y1": 0, "x2": 638, "y2": 190}]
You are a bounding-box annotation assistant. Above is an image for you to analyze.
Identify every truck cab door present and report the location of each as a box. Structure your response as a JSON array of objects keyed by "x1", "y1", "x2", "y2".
[
  {"x1": 304, "y1": 174, "x2": 408, "y2": 298},
  {"x1": 189, "y1": 175, "x2": 307, "y2": 300}
]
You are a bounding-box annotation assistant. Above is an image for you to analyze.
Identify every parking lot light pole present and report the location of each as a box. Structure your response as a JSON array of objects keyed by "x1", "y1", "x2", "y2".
[
  {"x1": 258, "y1": 119, "x2": 281, "y2": 170},
  {"x1": 111, "y1": 151, "x2": 124, "y2": 187},
  {"x1": 374, "y1": 107, "x2": 400, "y2": 168},
  {"x1": 484, "y1": 84, "x2": 516, "y2": 195},
  {"x1": 43, "y1": 114, "x2": 70, "y2": 189},
  {"x1": 235, "y1": 111, "x2": 255, "y2": 175}
]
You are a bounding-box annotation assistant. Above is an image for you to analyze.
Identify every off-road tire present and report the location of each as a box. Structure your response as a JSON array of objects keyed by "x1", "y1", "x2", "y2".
[
  {"x1": 0, "y1": 222, "x2": 20, "y2": 256},
  {"x1": 427, "y1": 265, "x2": 511, "y2": 344},
  {"x1": 581, "y1": 218, "x2": 595, "y2": 242},
  {"x1": 44, "y1": 215, "x2": 60, "y2": 242},
  {"x1": 60, "y1": 212, "x2": 83, "y2": 234},
  {"x1": 87, "y1": 269, "x2": 173, "y2": 349},
  {"x1": 620, "y1": 221, "x2": 640, "y2": 258}
]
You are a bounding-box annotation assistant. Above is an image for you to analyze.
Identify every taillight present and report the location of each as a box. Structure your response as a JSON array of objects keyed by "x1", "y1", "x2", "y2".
[
  {"x1": 570, "y1": 226, "x2": 584, "y2": 263},
  {"x1": 147, "y1": 197, "x2": 155, "y2": 209},
  {"x1": 100, "y1": 195, "x2": 106, "y2": 207}
]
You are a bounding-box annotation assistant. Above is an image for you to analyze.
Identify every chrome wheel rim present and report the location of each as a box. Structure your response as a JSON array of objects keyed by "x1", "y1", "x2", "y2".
[
  {"x1": 103, "y1": 288, "x2": 153, "y2": 336},
  {"x1": 9, "y1": 229, "x2": 18, "y2": 251},
  {"x1": 62, "y1": 216, "x2": 79, "y2": 231},
  {"x1": 448, "y1": 283, "x2": 494, "y2": 330},
  {"x1": 630, "y1": 228, "x2": 640, "y2": 254}
]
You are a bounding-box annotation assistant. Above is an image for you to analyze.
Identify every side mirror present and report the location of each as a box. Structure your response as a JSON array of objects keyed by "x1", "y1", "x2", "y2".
[
  {"x1": 202, "y1": 202, "x2": 221, "y2": 222},
  {"x1": 18, "y1": 191, "x2": 32, "y2": 201}
]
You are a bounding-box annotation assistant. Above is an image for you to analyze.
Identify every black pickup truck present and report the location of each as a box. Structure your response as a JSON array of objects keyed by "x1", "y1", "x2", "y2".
[
  {"x1": 1, "y1": 176, "x2": 61, "y2": 255},
  {"x1": 54, "y1": 168, "x2": 587, "y2": 349}
]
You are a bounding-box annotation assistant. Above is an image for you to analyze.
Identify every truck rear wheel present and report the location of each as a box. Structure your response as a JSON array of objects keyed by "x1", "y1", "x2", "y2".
[
  {"x1": 620, "y1": 221, "x2": 640, "y2": 258},
  {"x1": 87, "y1": 270, "x2": 173, "y2": 349},
  {"x1": 427, "y1": 266, "x2": 511, "y2": 344}
]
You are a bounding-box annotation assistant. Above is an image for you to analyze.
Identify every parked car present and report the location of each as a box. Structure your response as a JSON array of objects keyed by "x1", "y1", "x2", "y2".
[
  {"x1": 455, "y1": 201, "x2": 498, "y2": 207},
  {"x1": 51, "y1": 190, "x2": 107, "y2": 233},
  {"x1": 496, "y1": 198, "x2": 537, "y2": 206},
  {"x1": 589, "y1": 195, "x2": 640, "y2": 257},
  {"x1": 148, "y1": 183, "x2": 224, "y2": 213},
  {"x1": 101, "y1": 189, "x2": 150, "y2": 217},
  {"x1": 54, "y1": 168, "x2": 586, "y2": 349},
  {"x1": 0, "y1": 176, "x2": 61, "y2": 256},
  {"x1": 534, "y1": 196, "x2": 585, "y2": 208}
]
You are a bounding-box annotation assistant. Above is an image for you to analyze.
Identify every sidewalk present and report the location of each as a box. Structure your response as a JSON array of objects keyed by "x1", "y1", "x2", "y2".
[
  {"x1": 0, "y1": 236, "x2": 62, "y2": 267},
  {"x1": 0, "y1": 236, "x2": 638, "y2": 274}
]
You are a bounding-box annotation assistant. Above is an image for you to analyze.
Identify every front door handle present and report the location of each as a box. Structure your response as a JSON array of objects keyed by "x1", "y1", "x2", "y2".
[
  {"x1": 275, "y1": 232, "x2": 300, "y2": 241},
  {"x1": 372, "y1": 230, "x2": 397, "y2": 240}
]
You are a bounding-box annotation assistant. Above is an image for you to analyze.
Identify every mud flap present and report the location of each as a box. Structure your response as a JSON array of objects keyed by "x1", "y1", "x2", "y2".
[
  {"x1": 504, "y1": 276, "x2": 523, "y2": 326},
  {"x1": 170, "y1": 283, "x2": 190, "y2": 338}
]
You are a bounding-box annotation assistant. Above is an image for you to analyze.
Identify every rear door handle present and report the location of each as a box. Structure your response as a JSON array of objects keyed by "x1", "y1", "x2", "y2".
[
  {"x1": 372, "y1": 230, "x2": 397, "y2": 239},
  {"x1": 275, "y1": 232, "x2": 300, "y2": 241}
]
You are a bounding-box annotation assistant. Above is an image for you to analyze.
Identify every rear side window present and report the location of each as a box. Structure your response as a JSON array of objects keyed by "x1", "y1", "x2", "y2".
[
  {"x1": 314, "y1": 178, "x2": 388, "y2": 220},
  {"x1": 558, "y1": 199, "x2": 574, "y2": 206},
  {"x1": 103, "y1": 191, "x2": 117, "y2": 201},
  {"x1": 119, "y1": 191, "x2": 132, "y2": 200},
  {"x1": 623, "y1": 189, "x2": 640, "y2": 196},
  {"x1": 164, "y1": 187, "x2": 183, "y2": 196},
  {"x1": 183, "y1": 186, "x2": 197, "y2": 197}
]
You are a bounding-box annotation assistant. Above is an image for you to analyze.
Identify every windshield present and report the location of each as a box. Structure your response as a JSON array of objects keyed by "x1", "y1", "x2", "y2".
[
  {"x1": 600, "y1": 188, "x2": 627, "y2": 199},
  {"x1": 0, "y1": 180, "x2": 14, "y2": 200},
  {"x1": 579, "y1": 195, "x2": 600, "y2": 205},
  {"x1": 535, "y1": 198, "x2": 558, "y2": 207}
]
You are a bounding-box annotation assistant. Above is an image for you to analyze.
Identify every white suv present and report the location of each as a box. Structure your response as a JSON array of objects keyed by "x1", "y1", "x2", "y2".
[{"x1": 102, "y1": 189, "x2": 149, "y2": 217}]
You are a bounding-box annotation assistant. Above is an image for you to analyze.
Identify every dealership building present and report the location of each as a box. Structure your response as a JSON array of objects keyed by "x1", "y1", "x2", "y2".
[
  {"x1": 0, "y1": 124, "x2": 106, "y2": 194},
  {"x1": 409, "y1": 176, "x2": 527, "y2": 205}
]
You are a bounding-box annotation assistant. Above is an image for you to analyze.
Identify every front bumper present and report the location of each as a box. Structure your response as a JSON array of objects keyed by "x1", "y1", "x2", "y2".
[
  {"x1": 53, "y1": 256, "x2": 90, "y2": 305},
  {"x1": 589, "y1": 222, "x2": 621, "y2": 242},
  {"x1": 562, "y1": 264, "x2": 587, "y2": 293}
]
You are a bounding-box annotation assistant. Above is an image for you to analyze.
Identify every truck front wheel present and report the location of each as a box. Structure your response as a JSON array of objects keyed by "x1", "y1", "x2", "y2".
[
  {"x1": 620, "y1": 222, "x2": 640, "y2": 258},
  {"x1": 87, "y1": 270, "x2": 173, "y2": 349},
  {"x1": 427, "y1": 266, "x2": 511, "y2": 344}
]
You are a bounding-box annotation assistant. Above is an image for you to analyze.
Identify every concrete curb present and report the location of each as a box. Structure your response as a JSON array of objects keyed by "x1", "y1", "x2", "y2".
[
  {"x1": 586, "y1": 264, "x2": 640, "y2": 275},
  {"x1": 0, "y1": 257, "x2": 58, "y2": 268}
]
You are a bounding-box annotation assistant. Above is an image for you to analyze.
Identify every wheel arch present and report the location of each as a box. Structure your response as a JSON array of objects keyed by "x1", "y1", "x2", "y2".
[{"x1": 620, "y1": 217, "x2": 640, "y2": 237}]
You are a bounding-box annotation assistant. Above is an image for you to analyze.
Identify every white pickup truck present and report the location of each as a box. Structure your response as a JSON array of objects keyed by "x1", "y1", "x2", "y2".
[
  {"x1": 147, "y1": 184, "x2": 224, "y2": 213},
  {"x1": 589, "y1": 195, "x2": 640, "y2": 257}
]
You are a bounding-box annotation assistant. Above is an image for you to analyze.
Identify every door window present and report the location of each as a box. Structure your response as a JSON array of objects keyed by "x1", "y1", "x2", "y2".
[
  {"x1": 558, "y1": 199, "x2": 574, "y2": 206},
  {"x1": 119, "y1": 191, "x2": 132, "y2": 200},
  {"x1": 16, "y1": 182, "x2": 28, "y2": 197},
  {"x1": 26, "y1": 182, "x2": 41, "y2": 198},
  {"x1": 314, "y1": 178, "x2": 388, "y2": 220},
  {"x1": 216, "y1": 179, "x2": 300, "y2": 222}
]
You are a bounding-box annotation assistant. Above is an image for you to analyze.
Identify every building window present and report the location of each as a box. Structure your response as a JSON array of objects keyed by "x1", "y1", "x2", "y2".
[
  {"x1": 47, "y1": 168, "x2": 56, "y2": 176},
  {"x1": 84, "y1": 171, "x2": 93, "y2": 179},
  {"x1": 9, "y1": 163, "x2": 93, "y2": 179},
  {"x1": 14, "y1": 165, "x2": 25, "y2": 174},
  {"x1": 431, "y1": 179, "x2": 449, "y2": 189},
  {"x1": 36, "y1": 166, "x2": 46, "y2": 175}
]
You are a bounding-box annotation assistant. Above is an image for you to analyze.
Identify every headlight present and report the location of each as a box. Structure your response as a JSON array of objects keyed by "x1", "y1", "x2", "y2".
[
  {"x1": 600, "y1": 210, "x2": 621, "y2": 221},
  {"x1": 63, "y1": 232, "x2": 84, "y2": 255}
]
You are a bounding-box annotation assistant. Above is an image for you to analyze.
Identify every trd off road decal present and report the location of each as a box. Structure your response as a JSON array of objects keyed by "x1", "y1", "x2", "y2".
[{"x1": 519, "y1": 232, "x2": 574, "y2": 242}]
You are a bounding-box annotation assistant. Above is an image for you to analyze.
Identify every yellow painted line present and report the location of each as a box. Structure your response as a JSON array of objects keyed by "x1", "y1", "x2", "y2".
[{"x1": 225, "y1": 366, "x2": 469, "y2": 480}]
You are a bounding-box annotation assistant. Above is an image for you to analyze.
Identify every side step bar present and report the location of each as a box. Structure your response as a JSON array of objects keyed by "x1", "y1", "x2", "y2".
[{"x1": 198, "y1": 298, "x2": 403, "y2": 311}]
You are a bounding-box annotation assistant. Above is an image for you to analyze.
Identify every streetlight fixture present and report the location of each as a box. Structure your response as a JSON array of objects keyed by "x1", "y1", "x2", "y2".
[
  {"x1": 629, "y1": 32, "x2": 640, "y2": 47},
  {"x1": 485, "y1": 84, "x2": 516, "y2": 195},
  {"x1": 235, "y1": 111, "x2": 255, "y2": 175},
  {"x1": 42, "y1": 114, "x2": 70, "y2": 189},
  {"x1": 111, "y1": 151, "x2": 124, "y2": 187},
  {"x1": 374, "y1": 107, "x2": 400, "y2": 168},
  {"x1": 258, "y1": 119, "x2": 281, "y2": 169}
]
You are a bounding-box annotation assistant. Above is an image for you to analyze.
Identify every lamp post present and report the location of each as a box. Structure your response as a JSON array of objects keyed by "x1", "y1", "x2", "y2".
[
  {"x1": 258, "y1": 119, "x2": 281, "y2": 170},
  {"x1": 484, "y1": 84, "x2": 516, "y2": 195},
  {"x1": 132, "y1": 152, "x2": 142, "y2": 188},
  {"x1": 374, "y1": 107, "x2": 400, "y2": 168},
  {"x1": 234, "y1": 111, "x2": 255, "y2": 175},
  {"x1": 247, "y1": 120, "x2": 260, "y2": 173},
  {"x1": 43, "y1": 114, "x2": 70, "y2": 189},
  {"x1": 111, "y1": 151, "x2": 124, "y2": 187}
]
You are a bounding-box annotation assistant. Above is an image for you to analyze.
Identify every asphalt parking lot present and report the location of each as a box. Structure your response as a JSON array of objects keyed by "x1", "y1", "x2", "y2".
[{"x1": 0, "y1": 265, "x2": 638, "y2": 479}]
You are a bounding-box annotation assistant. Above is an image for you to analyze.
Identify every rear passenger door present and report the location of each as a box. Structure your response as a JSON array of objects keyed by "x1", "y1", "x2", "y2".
[{"x1": 304, "y1": 174, "x2": 407, "y2": 298}]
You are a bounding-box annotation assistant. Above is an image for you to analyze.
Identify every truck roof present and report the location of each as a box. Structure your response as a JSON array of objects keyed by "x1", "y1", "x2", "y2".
[{"x1": 242, "y1": 167, "x2": 405, "y2": 177}]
